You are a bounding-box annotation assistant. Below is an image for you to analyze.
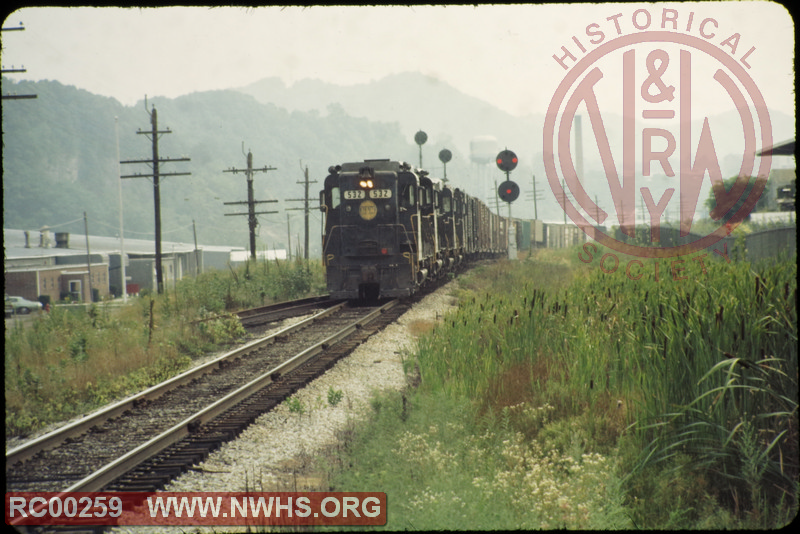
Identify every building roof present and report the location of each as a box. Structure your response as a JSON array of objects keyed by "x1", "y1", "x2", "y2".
[
  {"x1": 3, "y1": 228, "x2": 244, "y2": 261},
  {"x1": 757, "y1": 138, "x2": 796, "y2": 157}
]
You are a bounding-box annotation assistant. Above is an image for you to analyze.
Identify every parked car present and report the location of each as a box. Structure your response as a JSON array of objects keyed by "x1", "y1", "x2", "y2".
[{"x1": 5, "y1": 296, "x2": 43, "y2": 315}]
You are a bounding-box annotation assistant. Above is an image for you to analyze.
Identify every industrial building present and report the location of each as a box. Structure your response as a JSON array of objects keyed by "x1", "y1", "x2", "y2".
[{"x1": 4, "y1": 227, "x2": 248, "y2": 305}]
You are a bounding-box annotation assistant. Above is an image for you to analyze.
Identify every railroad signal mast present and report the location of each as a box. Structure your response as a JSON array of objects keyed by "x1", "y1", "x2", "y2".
[
  {"x1": 496, "y1": 149, "x2": 520, "y2": 204},
  {"x1": 438, "y1": 149, "x2": 452, "y2": 183},
  {"x1": 223, "y1": 149, "x2": 278, "y2": 260},
  {"x1": 414, "y1": 130, "x2": 427, "y2": 169},
  {"x1": 496, "y1": 149, "x2": 520, "y2": 260}
]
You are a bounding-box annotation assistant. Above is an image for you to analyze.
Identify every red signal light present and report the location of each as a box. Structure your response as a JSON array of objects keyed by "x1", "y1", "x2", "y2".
[
  {"x1": 498, "y1": 180, "x2": 519, "y2": 203},
  {"x1": 496, "y1": 149, "x2": 518, "y2": 172}
]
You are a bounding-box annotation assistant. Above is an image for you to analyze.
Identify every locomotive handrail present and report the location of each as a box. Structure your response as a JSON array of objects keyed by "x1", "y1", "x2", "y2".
[{"x1": 322, "y1": 224, "x2": 346, "y2": 257}]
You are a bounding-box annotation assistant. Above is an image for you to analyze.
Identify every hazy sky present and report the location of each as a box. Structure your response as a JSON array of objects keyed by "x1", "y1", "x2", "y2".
[{"x1": 2, "y1": 3, "x2": 795, "y2": 118}]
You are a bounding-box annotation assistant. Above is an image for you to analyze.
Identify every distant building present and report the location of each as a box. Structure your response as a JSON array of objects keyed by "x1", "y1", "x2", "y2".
[
  {"x1": 3, "y1": 228, "x2": 245, "y2": 302},
  {"x1": 766, "y1": 168, "x2": 796, "y2": 212},
  {"x1": 545, "y1": 223, "x2": 587, "y2": 249},
  {"x1": 757, "y1": 138, "x2": 796, "y2": 212}
]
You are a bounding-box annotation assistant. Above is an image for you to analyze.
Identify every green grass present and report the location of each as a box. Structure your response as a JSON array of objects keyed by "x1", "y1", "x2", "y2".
[
  {"x1": 326, "y1": 390, "x2": 631, "y2": 530},
  {"x1": 323, "y1": 246, "x2": 797, "y2": 529},
  {"x1": 5, "y1": 258, "x2": 325, "y2": 437}
]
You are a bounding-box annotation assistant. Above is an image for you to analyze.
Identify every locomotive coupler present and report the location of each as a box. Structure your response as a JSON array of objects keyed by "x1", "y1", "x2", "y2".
[{"x1": 360, "y1": 264, "x2": 378, "y2": 283}]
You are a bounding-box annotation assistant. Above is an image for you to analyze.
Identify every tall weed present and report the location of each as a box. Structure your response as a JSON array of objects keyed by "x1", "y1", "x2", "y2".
[
  {"x1": 410, "y1": 247, "x2": 796, "y2": 526},
  {"x1": 5, "y1": 258, "x2": 325, "y2": 437}
]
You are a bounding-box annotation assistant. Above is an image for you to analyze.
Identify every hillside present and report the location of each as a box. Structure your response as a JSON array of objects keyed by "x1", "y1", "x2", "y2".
[
  {"x1": 237, "y1": 71, "x2": 795, "y2": 224},
  {"x1": 3, "y1": 73, "x2": 795, "y2": 255},
  {"x1": 237, "y1": 72, "x2": 544, "y2": 203},
  {"x1": 237, "y1": 72, "x2": 542, "y2": 169},
  {"x1": 1, "y1": 78, "x2": 418, "y2": 253}
]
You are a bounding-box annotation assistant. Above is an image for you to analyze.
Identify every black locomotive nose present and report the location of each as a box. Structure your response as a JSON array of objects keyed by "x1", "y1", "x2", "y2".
[{"x1": 361, "y1": 264, "x2": 378, "y2": 283}]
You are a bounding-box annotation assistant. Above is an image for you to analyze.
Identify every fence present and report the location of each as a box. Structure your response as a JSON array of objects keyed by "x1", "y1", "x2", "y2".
[
  {"x1": 613, "y1": 225, "x2": 796, "y2": 262},
  {"x1": 515, "y1": 219, "x2": 795, "y2": 262}
]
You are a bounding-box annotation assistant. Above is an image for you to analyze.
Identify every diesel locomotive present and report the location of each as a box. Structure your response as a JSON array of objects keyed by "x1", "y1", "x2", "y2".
[{"x1": 320, "y1": 159, "x2": 508, "y2": 300}]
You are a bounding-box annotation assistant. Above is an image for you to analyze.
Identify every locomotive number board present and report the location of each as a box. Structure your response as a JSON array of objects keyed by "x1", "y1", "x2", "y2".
[
  {"x1": 368, "y1": 189, "x2": 392, "y2": 199},
  {"x1": 343, "y1": 189, "x2": 392, "y2": 200}
]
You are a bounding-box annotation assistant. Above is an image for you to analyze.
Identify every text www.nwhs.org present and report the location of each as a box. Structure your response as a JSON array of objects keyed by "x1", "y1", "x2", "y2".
[
  {"x1": 147, "y1": 494, "x2": 382, "y2": 519},
  {"x1": 5, "y1": 492, "x2": 386, "y2": 526}
]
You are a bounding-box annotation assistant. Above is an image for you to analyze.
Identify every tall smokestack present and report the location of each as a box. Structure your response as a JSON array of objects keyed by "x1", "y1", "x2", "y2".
[{"x1": 574, "y1": 115, "x2": 584, "y2": 182}]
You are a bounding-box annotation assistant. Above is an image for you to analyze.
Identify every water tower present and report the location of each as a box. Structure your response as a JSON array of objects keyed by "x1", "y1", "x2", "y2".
[{"x1": 470, "y1": 135, "x2": 498, "y2": 202}]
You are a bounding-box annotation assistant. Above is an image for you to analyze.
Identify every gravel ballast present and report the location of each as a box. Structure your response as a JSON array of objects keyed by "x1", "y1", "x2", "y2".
[{"x1": 112, "y1": 281, "x2": 460, "y2": 533}]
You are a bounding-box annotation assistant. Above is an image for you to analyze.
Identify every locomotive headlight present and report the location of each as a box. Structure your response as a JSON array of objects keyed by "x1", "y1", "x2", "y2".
[{"x1": 359, "y1": 179, "x2": 374, "y2": 189}]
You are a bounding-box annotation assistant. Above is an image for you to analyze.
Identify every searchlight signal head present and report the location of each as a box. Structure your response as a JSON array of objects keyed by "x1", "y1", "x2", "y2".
[
  {"x1": 496, "y1": 149, "x2": 518, "y2": 172},
  {"x1": 498, "y1": 180, "x2": 520, "y2": 203}
]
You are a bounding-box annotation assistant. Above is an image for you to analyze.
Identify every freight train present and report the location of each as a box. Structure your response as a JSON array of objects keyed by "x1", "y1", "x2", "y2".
[{"x1": 320, "y1": 159, "x2": 508, "y2": 300}]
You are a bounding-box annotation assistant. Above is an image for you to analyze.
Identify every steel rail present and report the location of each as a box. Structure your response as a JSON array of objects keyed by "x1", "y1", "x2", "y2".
[
  {"x1": 5, "y1": 301, "x2": 347, "y2": 468},
  {"x1": 60, "y1": 299, "x2": 398, "y2": 493},
  {"x1": 236, "y1": 295, "x2": 333, "y2": 319}
]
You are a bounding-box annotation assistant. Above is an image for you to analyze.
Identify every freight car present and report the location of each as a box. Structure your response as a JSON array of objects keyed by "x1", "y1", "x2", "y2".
[{"x1": 320, "y1": 159, "x2": 508, "y2": 300}]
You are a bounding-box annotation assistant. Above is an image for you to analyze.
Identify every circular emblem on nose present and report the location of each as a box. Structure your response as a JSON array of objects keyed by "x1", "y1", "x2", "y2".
[{"x1": 359, "y1": 200, "x2": 378, "y2": 221}]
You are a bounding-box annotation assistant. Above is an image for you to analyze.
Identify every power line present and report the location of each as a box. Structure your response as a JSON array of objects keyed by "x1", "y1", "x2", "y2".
[
  {"x1": 285, "y1": 164, "x2": 318, "y2": 261},
  {"x1": 120, "y1": 99, "x2": 191, "y2": 294},
  {"x1": 222, "y1": 148, "x2": 277, "y2": 260},
  {"x1": 1, "y1": 23, "x2": 37, "y2": 100}
]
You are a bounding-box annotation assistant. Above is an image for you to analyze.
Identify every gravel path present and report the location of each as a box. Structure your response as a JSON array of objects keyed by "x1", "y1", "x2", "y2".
[{"x1": 112, "y1": 281, "x2": 460, "y2": 533}]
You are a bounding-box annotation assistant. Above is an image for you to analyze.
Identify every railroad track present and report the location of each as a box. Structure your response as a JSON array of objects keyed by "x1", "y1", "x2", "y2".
[
  {"x1": 6, "y1": 299, "x2": 406, "y2": 496},
  {"x1": 235, "y1": 295, "x2": 342, "y2": 331}
]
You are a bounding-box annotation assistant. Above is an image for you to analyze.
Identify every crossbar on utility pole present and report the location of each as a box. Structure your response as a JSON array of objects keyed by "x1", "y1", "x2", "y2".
[
  {"x1": 120, "y1": 100, "x2": 191, "y2": 294},
  {"x1": 285, "y1": 165, "x2": 318, "y2": 261},
  {"x1": 2, "y1": 24, "x2": 37, "y2": 100},
  {"x1": 223, "y1": 149, "x2": 277, "y2": 260}
]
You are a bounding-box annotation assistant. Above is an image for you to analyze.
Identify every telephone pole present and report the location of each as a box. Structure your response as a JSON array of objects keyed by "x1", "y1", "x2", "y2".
[
  {"x1": 285, "y1": 165, "x2": 317, "y2": 261},
  {"x1": 526, "y1": 174, "x2": 543, "y2": 220},
  {"x1": 1, "y1": 24, "x2": 37, "y2": 101},
  {"x1": 223, "y1": 149, "x2": 277, "y2": 260},
  {"x1": 120, "y1": 101, "x2": 190, "y2": 294}
]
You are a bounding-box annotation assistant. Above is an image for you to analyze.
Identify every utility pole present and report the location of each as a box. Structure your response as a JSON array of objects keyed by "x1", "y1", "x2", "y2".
[
  {"x1": 494, "y1": 180, "x2": 500, "y2": 215},
  {"x1": 1, "y1": 24, "x2": 37, "y2": 101},
  {"x1": 285, "y1": 164, "x2": 317, "y2": 261},
  {"x1": 84, "y1": 212, "x2": 94, "y2": 303},
  {"x1": 223, "y1": 148, "x2": 277, "y2": 260},
  {"x1": 120, "y1": 100, "x2": 191, "y2": 294},
  {"x1": 287, "y1": 214, "x2": 292, "y2": 261},
  {"x1": 192, "y1": 219, "x2": 200, "y2": 276},
  {"x1": 115, "y1": 116, "x2": 127, "y2": 302},
  {"x1": 527, "y1": 174, "x2": 544, "y2": 251},
  {"x1": 527, "y1": 174, "x2": 543, "y2": 220},
  {"x1": 594, "y1": 194, "x2": 602, "y2": 227}
]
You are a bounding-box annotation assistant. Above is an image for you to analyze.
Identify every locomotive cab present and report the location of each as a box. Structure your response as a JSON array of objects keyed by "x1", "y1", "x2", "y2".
[{"x1": 321, "y1": 160, "x2": 421, "y2": 301}]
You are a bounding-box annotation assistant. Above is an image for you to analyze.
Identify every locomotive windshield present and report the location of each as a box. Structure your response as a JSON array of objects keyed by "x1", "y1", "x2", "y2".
[{"x1": 340, "y1": 171, "x2": 397, "y2": 222}]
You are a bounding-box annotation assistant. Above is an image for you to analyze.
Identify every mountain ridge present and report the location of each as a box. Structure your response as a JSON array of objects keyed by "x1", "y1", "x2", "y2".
[{"x1": 2, "y1": 72, "x2": 794, "y2": 254}]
